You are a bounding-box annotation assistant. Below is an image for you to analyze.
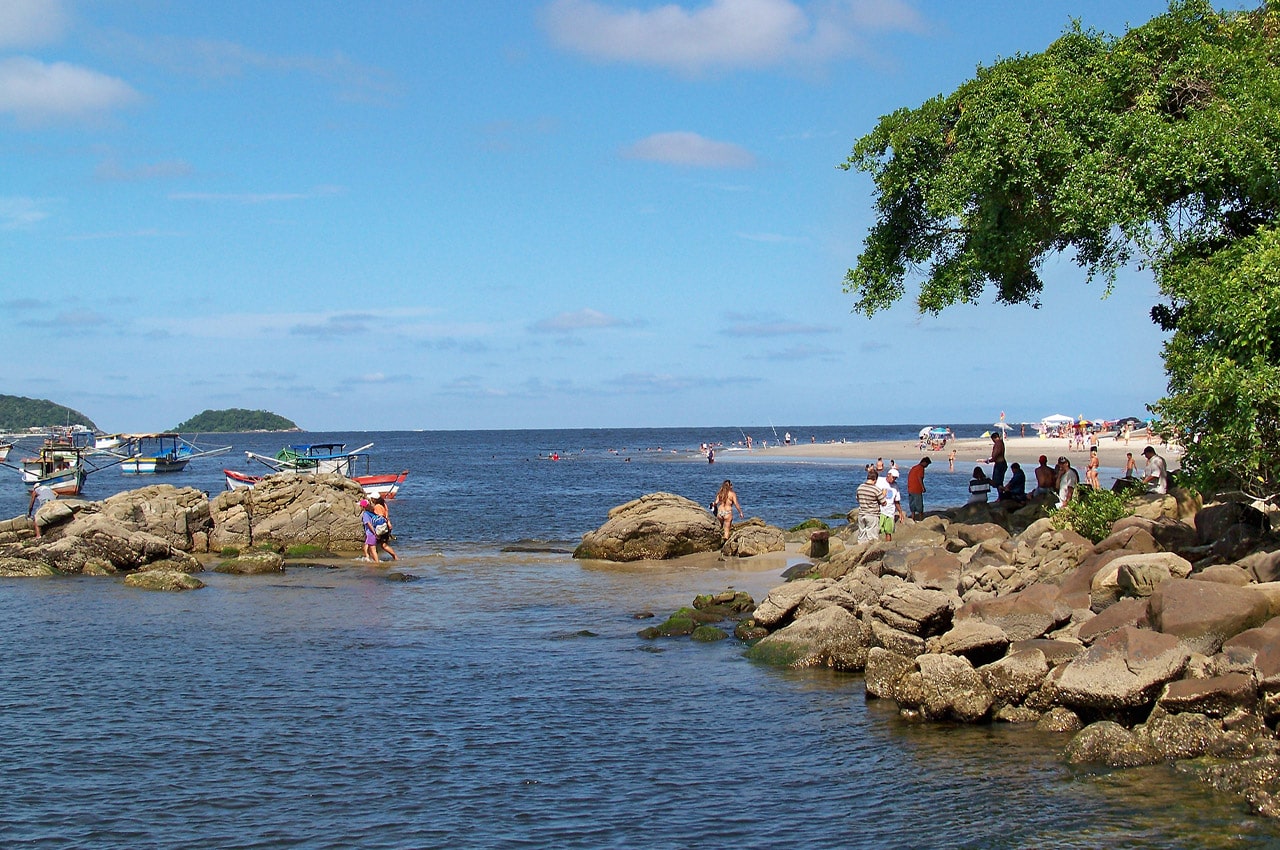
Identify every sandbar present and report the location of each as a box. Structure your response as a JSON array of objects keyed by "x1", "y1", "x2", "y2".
[{"x1": 749, "y1": 434, "x2": 1179, "y2": 472}]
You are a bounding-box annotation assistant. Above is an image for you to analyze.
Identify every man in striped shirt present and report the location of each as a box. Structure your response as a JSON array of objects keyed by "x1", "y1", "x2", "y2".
[{"x1": 855, "y1": 466, "x2": 886, "y2": 543}]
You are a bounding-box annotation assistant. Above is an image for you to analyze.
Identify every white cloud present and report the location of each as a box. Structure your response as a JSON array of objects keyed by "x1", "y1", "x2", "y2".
[
  {"x1": 0, "y1": 57, "x2": 140, "y2": 125},
  {"x1": 623, "y1": 131, "x2": 755, "y2": 168},
  {"x1": 0, "y1": 196, "x2": 52, "y2": 229},
  {"x1": 0, "y1": 0, "x2": 69, "y2": 49},
  {"x1": 532, "y1": 307, "x2": 624, "y2": 332},
  {"x1": 542, "y1": 0, "x2": 926, "y2": 73}
]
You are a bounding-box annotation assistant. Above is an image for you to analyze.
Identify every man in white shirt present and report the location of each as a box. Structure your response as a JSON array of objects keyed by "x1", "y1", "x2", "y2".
[
  {"x1": 1142, "y1": 446, "x2": 1169, "y2": 495},
  {"x1": 877, "y1": 467, "x2": 908, "y2": 541},
  {"x1": 1055, "y1": 456, "x2": 1079, "y2": 509}
]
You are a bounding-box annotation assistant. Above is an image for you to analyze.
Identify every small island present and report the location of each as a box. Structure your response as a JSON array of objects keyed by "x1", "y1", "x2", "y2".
[
  {"x1": 0, "y1": 394, "x2": 97, "y2": 432},
  {"x1": 172, "y1": 408, "x2": 299, "y2": 433}
]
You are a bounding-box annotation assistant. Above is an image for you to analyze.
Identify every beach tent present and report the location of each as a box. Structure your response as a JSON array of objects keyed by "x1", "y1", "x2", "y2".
[{"x1": 1041, "y1": 414, "x2": 1072, "y2": 426}]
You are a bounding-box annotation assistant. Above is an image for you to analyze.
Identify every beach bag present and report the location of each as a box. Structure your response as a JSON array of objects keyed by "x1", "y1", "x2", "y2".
[{"x1": 371, "y1": 515, "x2": 390, "y2": 537}]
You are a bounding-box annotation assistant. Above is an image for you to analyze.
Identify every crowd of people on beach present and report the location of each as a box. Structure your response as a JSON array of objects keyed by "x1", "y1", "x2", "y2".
[{"x1": 838, "y1": 434, "x2": 1174, "y2": 547}]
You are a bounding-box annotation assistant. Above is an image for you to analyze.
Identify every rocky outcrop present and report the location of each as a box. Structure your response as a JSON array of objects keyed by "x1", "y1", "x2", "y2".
[
  {"x1": 722, "y1": 518, "x2": 786, "y2": 557},
  {"x1": 573, "y1": 492, "x2": 722, "y2": 561},
  {"x1": 209, "y1": 474, "x2": 364, "y2": 552},
  {"x1": 741, "y1": 492, "x2": 1280, "y2": 821}
]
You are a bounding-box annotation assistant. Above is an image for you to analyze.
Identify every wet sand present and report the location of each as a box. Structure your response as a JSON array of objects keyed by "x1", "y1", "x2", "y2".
[{"x1": 752, "y1": 434, "x2": 1180, "y2": 472}]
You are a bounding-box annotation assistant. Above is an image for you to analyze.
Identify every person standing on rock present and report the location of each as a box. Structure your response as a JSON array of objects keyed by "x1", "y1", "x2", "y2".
[
  {"x1": 986, "y1": 431, "x2": 1007, "y2": 489},
  {"x1": 26, "y1": 483, "x2": 55, "y2": 539},
  {"x1": 877, "y1": 467, "x2": 908, "y2": 541},
  {"x1": 855, "y1": 467, "x2": 886, "y2": 543},
  {"x1": 906, "y1": 457, "x2": 930, "y2": 521},
  {"x1": 713, "y1": 480, "x2": 743, "y2": 543}
]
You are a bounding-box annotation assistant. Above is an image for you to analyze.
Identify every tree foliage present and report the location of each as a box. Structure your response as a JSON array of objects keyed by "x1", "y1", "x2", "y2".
[
  {"x1": 0, "y1": 394, "x2": 96, "y2": 432},
  {"x1": 842, "y1": 0, "x2": 1280, "y2": 497},
  {"x1": 172, "y1": 408, "x2": 299, "y2": 433}
]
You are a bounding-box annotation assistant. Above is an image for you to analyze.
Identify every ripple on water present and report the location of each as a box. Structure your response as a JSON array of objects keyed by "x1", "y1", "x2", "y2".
[{"x1": 2, "y1": 557, "x2": 1279, "y2": 849}]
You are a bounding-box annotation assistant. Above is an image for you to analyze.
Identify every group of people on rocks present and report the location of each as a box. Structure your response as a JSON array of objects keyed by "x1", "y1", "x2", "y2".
[{"x1": 842, "y1": 435, "x2": 1174, "y2": 545}]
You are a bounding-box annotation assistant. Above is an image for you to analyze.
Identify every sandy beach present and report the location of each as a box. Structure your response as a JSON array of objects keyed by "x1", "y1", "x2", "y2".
[{"x1": 752, "y1": 433, "x2": 1180, "y2": 473}]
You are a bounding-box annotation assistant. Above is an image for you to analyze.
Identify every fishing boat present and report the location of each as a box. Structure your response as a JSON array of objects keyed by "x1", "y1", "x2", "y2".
[
  {"x1": 116, "y1": 433, "x2": 232, "y2": 474},
  {"x1": 253, "y1": 442, "x2": 375, "y2": 476},
  {"x1": 15, "y1": 444, "x2": 89, "y2": 495},
  {"x1": 93, "y1": 433, "x2": 129, "y2": 452},
  {"x1": 0, "y1": 442, "x2": 11, "y2": 462},
  {"x1": 223, "y1": 467, "x2": 409, "y2": 499},
  {"x1": 236, "y1": 441, "x2": 408, "y2": 498}
]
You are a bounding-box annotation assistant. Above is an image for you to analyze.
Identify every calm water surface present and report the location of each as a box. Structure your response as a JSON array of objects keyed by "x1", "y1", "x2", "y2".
[{"x1": 1, "y1": 427, "x2": 1275, "y2": 848}]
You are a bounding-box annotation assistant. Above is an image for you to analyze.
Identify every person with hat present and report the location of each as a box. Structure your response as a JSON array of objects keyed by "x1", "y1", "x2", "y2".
[
  {"x1": 1142, "y1": 446, "x2": 1169, "y2": 494},
  {"x1": 1055, "y1": 456, "x2": 1079, "y2": 508},
  {"x1": 877, "y1": 466, "x2": 908, "y2": 541}
]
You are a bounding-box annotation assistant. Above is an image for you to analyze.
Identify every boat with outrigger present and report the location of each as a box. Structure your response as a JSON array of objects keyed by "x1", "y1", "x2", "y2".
[
  {"x1": 228, "y1": 442, "x2": 409, "y2": 499},
  {"x1": 107, "y1": 433, "x2": 233, "y2": 475},
  {"x1": 2, "y1": 427, "x2": 128, "y2": 495}
]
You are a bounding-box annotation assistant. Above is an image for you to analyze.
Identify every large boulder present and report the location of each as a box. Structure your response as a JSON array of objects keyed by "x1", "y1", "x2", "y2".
[
  {"x1": 979, "y1": 648, "x2": 1051, "y2": 707},
  {"x1": 752, "y1": 578, "x2": 829, "y2": 628},
  {"x1": 1090, "y1": 552, "x2": 1192, "y2": 611},
  {"x1": 744, "y1": 605, "x2": 871, "y2": 669},
  {"x1": 954, "y1": 583, "x2": 1071, "y2": 642},
  {"x1": 572, "y1": 492, "x2": 721, "y2": 561},
  {"x1": 1149, "y1": 579, "x2": 1273, "y2": 655},
  {"x1": 6, "y1": 512, "x2": 202, "y2": 575},
  {"x1": 210, "y1": 473, "x2": 366, "y2": 553},
  {"x1": 871, "y1": 585, "x2": 954, "y2": 637},
  {"x1": 1052, "y1": 627, "x2": 1191, "y2": 711},
  {"x1": 895, "y1": 653, "x2": 993, "y2": 722},
  {"x1": 722, "y1": 518, "x2": 786, "y2": 557},
  {"x1": 96, "y1": 485, "x2": 213, "y2": 551}
]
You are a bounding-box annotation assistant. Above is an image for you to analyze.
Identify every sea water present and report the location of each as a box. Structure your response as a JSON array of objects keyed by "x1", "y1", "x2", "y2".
[{"x1": 1, "y1": 427, "x2": 1277, "y2": 848}]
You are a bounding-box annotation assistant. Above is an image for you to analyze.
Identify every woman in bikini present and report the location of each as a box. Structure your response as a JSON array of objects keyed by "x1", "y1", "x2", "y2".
[
  {"x1": 713, "y1": 480, "x2": 743, "y2": 543},
  {"x1": 1086, "y1": 446, "x2": 1100, "y2": 488}
]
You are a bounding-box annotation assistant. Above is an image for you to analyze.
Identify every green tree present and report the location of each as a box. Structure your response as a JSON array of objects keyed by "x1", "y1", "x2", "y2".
[{"x1": 842, "y1": 0, "x2": 1280, "y2": 498}]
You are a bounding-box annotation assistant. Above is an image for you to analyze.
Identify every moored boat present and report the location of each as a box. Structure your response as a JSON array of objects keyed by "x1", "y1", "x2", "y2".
[
  {"x1": 116, "y1": 433, "x2": 232, "y2": 475},
  {"x1": 223, "y1": 467, "x2": 410, "y2": 499}
]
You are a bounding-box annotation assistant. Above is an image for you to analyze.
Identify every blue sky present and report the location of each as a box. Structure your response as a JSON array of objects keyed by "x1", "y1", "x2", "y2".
[{"x1": 0, "y1": 0, "x2": 1231, "y2": 431}]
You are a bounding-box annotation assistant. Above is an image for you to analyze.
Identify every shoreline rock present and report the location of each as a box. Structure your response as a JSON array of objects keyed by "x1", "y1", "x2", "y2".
[{"x1": 720, "y1": 487, "x2": 1280, "y2": 821}]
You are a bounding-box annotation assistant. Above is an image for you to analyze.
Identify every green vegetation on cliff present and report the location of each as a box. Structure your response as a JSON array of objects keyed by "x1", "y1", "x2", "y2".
[
  {"x1": 172, "y1": 408, "x2": 299, "y2": 433},
  {"x1": 0, "y1": 394, "x2": 96, "y2": 432}
]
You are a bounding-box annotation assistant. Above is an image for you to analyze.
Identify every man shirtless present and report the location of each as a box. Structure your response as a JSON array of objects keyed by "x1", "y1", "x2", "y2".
[{"x1": 1031, "y1": 455, "x2": 1056, "y2": 498}]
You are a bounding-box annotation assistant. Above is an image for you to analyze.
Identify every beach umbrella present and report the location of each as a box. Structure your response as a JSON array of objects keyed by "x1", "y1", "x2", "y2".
[
  {"x1": 1041, "y1": 413, "x2": 1072, "y2": 426},
  {"x1": 929, "y1": 426, "x2": 950, "y2": 435},
  {"x1": 993, "y1": 421, "x2": 1012, "y2": 431}
]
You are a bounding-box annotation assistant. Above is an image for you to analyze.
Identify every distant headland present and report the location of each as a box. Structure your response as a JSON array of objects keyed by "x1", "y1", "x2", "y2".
[
  {"x1": 0, "y1": 394, "x2": 96, "y2": 432},
  {"x1": 0, "y1": 395, "x2": 298, "y2": 433},
  {"x1": 171, "y1": 409, "x2": 300, "y2": 433}
]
